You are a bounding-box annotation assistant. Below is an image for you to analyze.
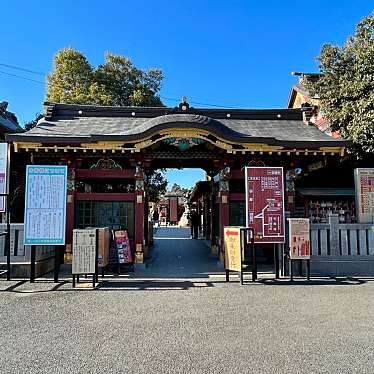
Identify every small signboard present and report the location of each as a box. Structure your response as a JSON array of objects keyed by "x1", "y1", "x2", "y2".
[
  {"x1": 224, "y1": 227, "x2": 242, "y2": 272},
  {"x1": 0, "y1": 143, "x2": 8, "y2": 212},
  {"x1": 24, "y1": 165, "x2": 67, "y2": 245},
  {"x1": 72, "y1": 229, "x2": 97, "y2": 274},
  {"x1": 169, "y1": 197, "x2": 178, "y2": 223},
  {"x1": 245, "y1": 167, "x2": 285, "y2": 243},
  {"x1": 288, "y1": 218, "x2": 311, "y2": 260},
  {"x1": 114, "y1": 230, "x2": 132, "y2": 264},
  {"x1": 354, "y1": 168, "x2": 374, "y2": 223}
]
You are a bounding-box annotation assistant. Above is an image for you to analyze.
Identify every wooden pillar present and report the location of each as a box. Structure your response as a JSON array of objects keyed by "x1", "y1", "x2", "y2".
[
  {"x1": 219, "y1": 191, "x2": 230, "y2": 262},
  {"x1": 285, "y1": 170, "x2": 296, "y2": 216},
  {"x1": 218, "y1": 169, "x2": 230, "y2": 262},
  {"x1": 134, "y1": 177, "x2": 145, "y2": 263}
]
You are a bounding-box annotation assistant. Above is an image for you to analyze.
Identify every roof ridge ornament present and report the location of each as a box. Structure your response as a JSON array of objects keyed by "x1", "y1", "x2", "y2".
[{"x1": 179, "y1": 96, "x2": 190, "y2": 111}]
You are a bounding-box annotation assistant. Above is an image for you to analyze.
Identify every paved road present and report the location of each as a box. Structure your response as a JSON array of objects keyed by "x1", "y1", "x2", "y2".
[
  {"x1": 139, "y1": 227, "x2": 221, "y2": 278},
  {"x1": 0, "y1": 227, "x2": 373, "y2": 373}
]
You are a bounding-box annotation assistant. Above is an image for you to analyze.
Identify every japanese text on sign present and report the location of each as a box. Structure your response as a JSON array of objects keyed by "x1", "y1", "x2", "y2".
[
  {"x1": 354, "y1": 168, "x2": 374, "y2": 223},
  {"x1": 24, "y1": 165, "x2": 67, "y2": 245},
  {"x1": 288, "y1": 218, "x2": 311, "y2": 259},
  {"x1": 245, "y1": 167, "x2": 285, "y2": 243},
  {"x1": 224, "y1": 227, "x2": 242, "y2": 272},
  {"x1": 72, "y1": 229, "x2": 97, "y2": 274}
]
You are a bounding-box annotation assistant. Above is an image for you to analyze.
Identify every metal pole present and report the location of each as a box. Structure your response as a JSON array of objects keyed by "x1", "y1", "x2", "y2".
[
  {"x1": 307, "y1": 259, "x2": 311, "y2": 281},
  {"x1": 274, "y1": 243, "x2": 280, "y2": 279},
  {"x1": 53, "y1": 246, "x2": 61, "y2": 283},
  {"x1": 6, "y1": 194, "x2": 11, "y2": 281},
  {"x1": 252, "y1": 237, "x2": 257, "y2": 282},
  {"x1": 290, "y1": 259, "x2": 293, "y2": 281},
  {"x1": 30, "y1": 245, "x2": 36, "y2": 283},
  {"x1": 225, "y1": 269, "x2": 229, "y2": 282}
]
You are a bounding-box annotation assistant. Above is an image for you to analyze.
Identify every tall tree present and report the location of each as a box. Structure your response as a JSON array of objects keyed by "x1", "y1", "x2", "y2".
[
  {"x1": 305, "y1": 11, "x2": 374, "y2": 157},
  {"x1": 94, "y1": 53, "x2": 163, "y2": 106},
  {"x1": 146, "y1": 169, "x2": 168, "y2": 203},
  {"x1": 46, "y1": 48, "x2": 163, "y2": 107},
  {"x1": 46, "y1": 48, "x2": 111, "y2": 105}
]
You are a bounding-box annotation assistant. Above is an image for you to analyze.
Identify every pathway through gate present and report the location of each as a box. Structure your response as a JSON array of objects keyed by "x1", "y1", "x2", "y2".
[{"x1": 136, "y1": 227, "x2": 222, "y2": 279}]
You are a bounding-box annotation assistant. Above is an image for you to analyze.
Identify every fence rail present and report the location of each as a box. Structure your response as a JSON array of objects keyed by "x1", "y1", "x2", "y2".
[{"x1": 310, "y1": 215, "x2": 374, "y2": 257}]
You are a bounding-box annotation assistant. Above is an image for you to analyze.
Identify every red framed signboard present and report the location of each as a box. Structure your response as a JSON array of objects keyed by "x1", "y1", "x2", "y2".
[
  {"x1": 169, "y1": 198, "x2": 178, "y2": 223},
  {"x1": 245, "y1": 167, "x2": 285, "y2": 243}
]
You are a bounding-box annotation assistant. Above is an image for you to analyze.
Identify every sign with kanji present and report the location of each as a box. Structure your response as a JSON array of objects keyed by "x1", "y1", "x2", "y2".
[
  {"x1": 24, "y1": 165, "x2": 67, "y2": 245},
  {"x1": 245, "y1": 167, "x2": 285, "y2": 243},
  {"x1": 288, "y1": 218, "x2": 311, "y2": 259},
  {"x1": 224, "y1": 227, "x2": 242, "y2": 272},
  {"x1": 354, "y1": 168, "x2": 374, "y2": 223},
  {"x1": 72, "y1": 229, "x2": 97, "y2": 274}
]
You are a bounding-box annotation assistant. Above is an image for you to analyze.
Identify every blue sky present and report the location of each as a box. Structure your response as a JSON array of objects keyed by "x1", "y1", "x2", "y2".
[{"x1": 1, "y1": 1, "x2": 372, "y2": 188}]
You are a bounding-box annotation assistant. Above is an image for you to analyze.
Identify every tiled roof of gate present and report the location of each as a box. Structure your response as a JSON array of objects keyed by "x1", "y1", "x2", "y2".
[{"x1": 6, "y1": 103, "x2": 348, "y2": 148}]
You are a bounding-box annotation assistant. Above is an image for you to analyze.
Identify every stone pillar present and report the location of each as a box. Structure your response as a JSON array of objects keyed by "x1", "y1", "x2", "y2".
[
  {"x1": 328, "y1": 213, "x2": 340, "y2": 256},
  {"x1": 134, "y1": 176, "x2": 145, "y2": 264}
]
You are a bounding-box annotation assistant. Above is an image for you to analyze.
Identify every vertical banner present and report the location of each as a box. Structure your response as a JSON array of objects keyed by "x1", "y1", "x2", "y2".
[
  {"x1": 169, "y1": 197, "x2": 178, "y2": 223},
  {"x1": 288, "y1": 218, "x2": 310, "y2": 259},
  {"x1": 24, "y1": 165, "x2": 67, "y2": 245},
  {"x1": 354, "y1": 168, "x2": 374, "y2": 223},
  {"x1": 245, "y1": 167, "x2": 285, "y2": 243},
  {"x1": 223, "y1": 227, "x2": 242, "y2": 272},
  {"x1": 114, "y1": 230, "x2": 132, "y2": 264},
  {"x1": 0, "y1": 143, "x2": 8, "y2": 212}
]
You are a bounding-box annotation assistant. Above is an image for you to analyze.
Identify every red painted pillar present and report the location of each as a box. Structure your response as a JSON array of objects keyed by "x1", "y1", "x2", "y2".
[{"x1": 134, "y1": 178, "x2": 145, "y2": 263}]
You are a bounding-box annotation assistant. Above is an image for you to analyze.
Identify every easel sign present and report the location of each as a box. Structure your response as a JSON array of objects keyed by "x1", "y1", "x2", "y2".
[
  {"x1": 72, "y1": 228, "x2": 98, "y2": 288},
  {"x1": 287, "y1": 218, "x2": 311, "y2": 280},
  {"x1": 224, "y1": 227, "x2": 255, "y2": 284}
]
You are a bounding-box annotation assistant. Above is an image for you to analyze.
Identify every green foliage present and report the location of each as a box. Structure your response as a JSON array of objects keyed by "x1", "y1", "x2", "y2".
[
  {"x1": 146, "y1": 169, "x2": 168, "y2": 203},
  {"x1": 46, "y1": 48, "x2": 163, "y2": 107},
  {"x1": 306, "y1": 11, "x2": 374, "y2": 156},
  {"x1": 24, "y1": 112, "x2": 44, "y2": 131}
]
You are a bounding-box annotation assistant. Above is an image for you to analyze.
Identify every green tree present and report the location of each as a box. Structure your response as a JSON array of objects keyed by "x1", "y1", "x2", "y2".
[
  {"x1": 305, "y1": 11, "x2": 374, "y2": 156},
  {"x1": 94, "y1": 53, "x2": 163, "y2": 106},
  {"x1": 24, "y1": 112, "x2": 43, "y2": 131},
  {"x1": 46, "y1": 48, "x2": 163, "y2": 107},
  {"x1": 46, "y1": 48, "x2": 111, "y2": 105},
  {"x1": 146, "y1": 169, "x2": 168, "y2": 203}
]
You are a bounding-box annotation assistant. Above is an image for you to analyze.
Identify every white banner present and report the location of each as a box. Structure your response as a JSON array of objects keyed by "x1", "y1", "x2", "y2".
[{"x1": 288, "y1": 218, "x2": 311, "y2": 260}]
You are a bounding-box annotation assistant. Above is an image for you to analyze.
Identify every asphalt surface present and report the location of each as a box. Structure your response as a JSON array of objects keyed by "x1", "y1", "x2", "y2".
[{"x1": 0, "y1": 227, "x2": 374, "y2": 373}]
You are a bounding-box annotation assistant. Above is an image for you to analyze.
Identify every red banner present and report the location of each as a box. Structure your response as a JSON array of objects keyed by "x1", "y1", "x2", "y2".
[
  {"x1": 245, "y1": 167, "x2": 285, "y2": 243},
  {"x1": 169, "y1": 198, "x2": 178, "y2": 223}
]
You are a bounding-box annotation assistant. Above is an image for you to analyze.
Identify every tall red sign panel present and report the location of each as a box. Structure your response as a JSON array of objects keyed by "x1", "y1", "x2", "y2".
[
  {"x1": 245, "y1": 167, "x2": 285, "y2": 243},
  {"x1": 169, "y1": 198, "x2": 178, "y2": 223}
]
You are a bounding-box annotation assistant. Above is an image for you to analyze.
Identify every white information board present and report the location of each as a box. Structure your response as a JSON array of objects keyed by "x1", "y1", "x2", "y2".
[
  {"x1": 72, "y1": 229, "x2": 97, "y2": 275},
  {"x1": 0, "y1": 143, "x2": 8, "y2": 212},
  {"x1": 354, "y1": 168, "x2": 374, "y2": 223},
  {"x1": 288, "y1": 218, "x2": 311, "y2": 260},
  {"x1": 24, "y1": 165, "x2": 67, "y2": 245}
]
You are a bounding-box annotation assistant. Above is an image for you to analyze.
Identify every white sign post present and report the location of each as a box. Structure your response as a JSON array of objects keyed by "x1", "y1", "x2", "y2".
[
  {"x1": 354, "y1": 168, "x2": 374, "y2": 223},
  {"x1": 24, "y1": 165, "x2": 67, "y2": 245}
]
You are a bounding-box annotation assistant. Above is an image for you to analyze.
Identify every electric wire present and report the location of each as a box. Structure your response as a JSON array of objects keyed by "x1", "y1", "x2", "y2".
[{"x1": 0, "y1": 62, "x2": 237, "y2": 108}]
